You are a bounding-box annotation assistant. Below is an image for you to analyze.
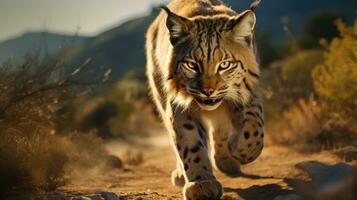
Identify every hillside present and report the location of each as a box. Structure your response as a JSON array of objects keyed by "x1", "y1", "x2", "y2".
[
  {"x1": 0, "y1": 32, "x2": 90, "y2": 64},
  {"x1": 67, "y1": 0, "x2": 356, "y2": 80},
  {"x1": 66, "y1": 12, "x2": 158, "y2": 79}
]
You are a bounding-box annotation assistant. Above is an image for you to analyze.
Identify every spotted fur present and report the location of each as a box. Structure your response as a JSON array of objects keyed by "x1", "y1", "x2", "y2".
[{"x1": 145, "y1": 1, "x2": 264, "y2": 199}]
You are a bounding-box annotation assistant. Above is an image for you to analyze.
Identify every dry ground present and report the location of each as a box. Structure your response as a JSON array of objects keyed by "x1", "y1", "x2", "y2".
[{"x1": 56, "y1": 128, "x2": 353, "y2": 200}]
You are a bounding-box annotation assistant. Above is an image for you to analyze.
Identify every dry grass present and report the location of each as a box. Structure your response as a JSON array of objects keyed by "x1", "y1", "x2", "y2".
[
  {"x1": 0, "y1": 130, "x2": 67, "y2": 192},
  {"x1": 267, "y1": 98, "x2": 322, "y2": 147},
  {"x1": 0, "y1": 55, "x2": 116, "y2": 195},
  {"x1": 266, "y1": 98, "x2": 357, "y2": 152},
  {"x1": 122, "y1": 149, "x2": 144, "y2": 166},
  {"x1": 0, "y1": 130, "x2": 114, "y2": 193}
]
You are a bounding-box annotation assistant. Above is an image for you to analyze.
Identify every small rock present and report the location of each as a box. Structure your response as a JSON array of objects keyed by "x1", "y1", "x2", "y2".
[
  {"x1": 294, "y1": 161, "x2": 357, "y2": 199},
  {"x1": 71, "y1": 197, "x2": 92, "y2": 200},
  {"x1": 296, "y1": 161, "x2": 354, "y2": 190},
  {"x1": 274, "y1": 194, "x2": 302, "y2": 200},
  {"x1": 71, "y1": 195, "x2": 104, "y2": 200},
  {"x1": 105, "y1": 155, "x2": 123, "y2": 169},
  {"x1": 44, "y1": 192, "x2": 65, "y2": 200},
  {"x1": 100, "y1": 192, "x2": 120, "y2": 200}
]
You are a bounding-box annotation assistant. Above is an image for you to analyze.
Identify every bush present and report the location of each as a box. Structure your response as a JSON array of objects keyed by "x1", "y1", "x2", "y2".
[
  {"x1": 0, "y1": 130, "x2": 68, "y2": 192},
  {"x1": 266, "y1": 98, "x2": 357, "y2": 152},
  {"x1": 0, "y1": 130, "x2": 115, "y2": 194},
  {"x1": 282, "y1": 49, "x2": 324, "y2": 99},
  {"x1": 299, "y1": 12, "x2": 343, "y2": 49},
  {"x1": 260, "y1": 49, "x2": 324, "y2": 115},
  {"x1": 74, "y1": 70, "x2": 160, "y2": 139},
  {"x1": 255, "y1": 32, "x2": 281, "y2": 67},
  {"x1": 266, "y1": 20, "x2": 357, "y2": 152},
  {"x1": 267, "y1": 98, "x2": 322, "y2": 150},
  {"x1": 0, "y1": 55, "x2": 115, "y2": 195},
  {"x1": 312, "y1": 19, "x2": 357, "y2": 119}
]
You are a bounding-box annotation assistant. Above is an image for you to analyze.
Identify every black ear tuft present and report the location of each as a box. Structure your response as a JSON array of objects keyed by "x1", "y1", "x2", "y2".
[
  {"x1": 249, "y1": 0, "x2": 262, "y2": 12},
  {"x1": 160, "y1": 5, "x2": 172, "y2": 15}
]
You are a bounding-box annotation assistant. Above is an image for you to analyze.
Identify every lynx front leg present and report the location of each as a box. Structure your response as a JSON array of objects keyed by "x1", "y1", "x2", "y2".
[
  {"x1": 166, "y1": 106, "x2": 222, "y2": 200},
  {"x1": 228, "y1": 97, "x2": 265, "y2": 164}
]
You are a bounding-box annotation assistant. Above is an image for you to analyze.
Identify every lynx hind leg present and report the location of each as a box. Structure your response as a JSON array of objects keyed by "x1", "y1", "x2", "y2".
[
  {"x1": 228, "y1": 100, "x2": 265, "y2": 164},
  {"x1": 212, "y1": 127, "x2": 242, "y2": 176}
]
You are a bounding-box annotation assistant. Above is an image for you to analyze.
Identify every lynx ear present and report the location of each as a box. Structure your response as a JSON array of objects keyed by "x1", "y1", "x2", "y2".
[
  {"x1": 229, "y1": 10, "x2": 256, "y2": 42},
  {"x1": 161, "y1": 6, "x2": 192, "y2": 45}
]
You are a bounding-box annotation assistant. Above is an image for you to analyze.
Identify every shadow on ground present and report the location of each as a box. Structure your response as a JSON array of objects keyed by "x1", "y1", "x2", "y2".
[
  {"x1": 222, "y1": 161, "x2": 357, "y2": 200},
  {"x1": 224, "y1": 184, "x2": 291, "y2": 200}
]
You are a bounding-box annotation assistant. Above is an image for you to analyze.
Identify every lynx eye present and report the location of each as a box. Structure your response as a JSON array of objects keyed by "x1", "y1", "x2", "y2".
[
  {"x1": 218, "y1": 61, "x2": 231, "y2": 70},
  {"x1": 182, "y1": 61, "x2": 199, "y2": 72}
]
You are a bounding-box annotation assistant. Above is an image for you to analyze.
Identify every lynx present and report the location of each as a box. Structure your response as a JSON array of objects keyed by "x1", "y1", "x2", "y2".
[{"x1": 145, "y1": 0, "x2": 264, "y2": 199}]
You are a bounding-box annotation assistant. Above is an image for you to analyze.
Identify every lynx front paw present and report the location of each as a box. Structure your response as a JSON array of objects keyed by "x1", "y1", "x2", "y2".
[
  {"x1": 183, "y1": 179, "x2": 223, "y2": 200},
  {"x1": 171, "y1": 168, "x2": 185, "y2": 187}
]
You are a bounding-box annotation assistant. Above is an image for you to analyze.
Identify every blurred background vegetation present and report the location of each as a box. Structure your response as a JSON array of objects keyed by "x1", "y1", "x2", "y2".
[{"x1": 0, "y1": 0, "x2": 356, "y2": 197}]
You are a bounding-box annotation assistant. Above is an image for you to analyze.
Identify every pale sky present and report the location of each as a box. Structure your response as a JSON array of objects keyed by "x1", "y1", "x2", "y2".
[{"x1": 0, "y1": 0, "x2": 166, "y2": 42}]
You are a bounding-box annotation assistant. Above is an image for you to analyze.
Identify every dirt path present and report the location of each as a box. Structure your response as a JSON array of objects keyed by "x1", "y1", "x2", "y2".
[{"x1": 60, "y1": 130, "x2": 343, "y2": 200}]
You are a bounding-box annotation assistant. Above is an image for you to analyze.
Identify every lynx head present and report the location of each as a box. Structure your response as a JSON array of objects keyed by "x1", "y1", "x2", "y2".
[{"x1": 162, "y1": 6, "x2": 259, "y2": 111}]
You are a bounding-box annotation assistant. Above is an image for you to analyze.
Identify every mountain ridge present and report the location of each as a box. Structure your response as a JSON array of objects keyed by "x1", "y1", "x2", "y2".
[{"x1": 0, "y1": 31, "x2": 91, "y2": 64}]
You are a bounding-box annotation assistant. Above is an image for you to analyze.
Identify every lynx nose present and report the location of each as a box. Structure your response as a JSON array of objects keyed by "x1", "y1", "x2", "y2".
[{"x1": 202, "y1": 87, "x2": 215, "y2": 97}]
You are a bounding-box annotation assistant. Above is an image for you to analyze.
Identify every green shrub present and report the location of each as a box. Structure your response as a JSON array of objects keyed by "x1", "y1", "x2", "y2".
[
  {"x1": 266, "y1": 20, "x2": 357, "y2": 152},
  {"x1": 282, "y1": 49, "x2": 324, "y2": 99},
  {"x1": 312, "y1": 19, "x2": 357, "y2": 119}
]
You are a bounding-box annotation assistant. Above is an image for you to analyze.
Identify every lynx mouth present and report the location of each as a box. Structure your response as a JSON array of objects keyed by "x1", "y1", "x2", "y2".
[{"x1": 195, "y1": 97, "x2": 223, "y2": 106}]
